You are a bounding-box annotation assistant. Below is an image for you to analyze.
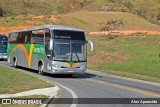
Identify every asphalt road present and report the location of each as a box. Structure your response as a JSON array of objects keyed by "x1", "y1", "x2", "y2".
[{"x1": 0, "y1": 61, "x2": 160, "y2": 107}]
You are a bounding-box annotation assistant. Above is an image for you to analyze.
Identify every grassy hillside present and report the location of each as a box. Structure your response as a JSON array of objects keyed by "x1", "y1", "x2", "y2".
[
  {"x1": 0, "y1": 11, "x2": 160, "y2": 35},
  {"x1": 0, "y1": 0, "x2": 160, "y2": 25},
  {"x1": 94, "y1": 0, "x2": 160, "y2": 24},
  {"x1": 87, "y1": 33, "x2": 160, "y2": 83},
  {"x1": 58, "y1": 11, "x2": 160, "y2": 31},
  {"x1": 0, "y1": 0, "x2": 160, "y2": 34}
]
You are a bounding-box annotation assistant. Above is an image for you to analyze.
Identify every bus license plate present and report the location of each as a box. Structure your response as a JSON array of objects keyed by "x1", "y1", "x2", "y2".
[{"x1": 68, "y1": 71, "x2": 74, "y2": 72}]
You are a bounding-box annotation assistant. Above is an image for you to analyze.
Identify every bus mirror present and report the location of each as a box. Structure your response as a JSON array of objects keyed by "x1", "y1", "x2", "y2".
[
  {"x1": 49, "y1": 39, "x2": 53, "y2": 50},
  {"x1": 87, "y1": 40, "x2": 94, "y2": 52}
]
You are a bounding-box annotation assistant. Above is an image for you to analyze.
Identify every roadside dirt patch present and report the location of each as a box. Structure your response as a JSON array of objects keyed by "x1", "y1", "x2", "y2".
[
  {"x1": 0, "y1": 25, "x2": 32, "y2": 36},
  {"x1": 30, "y1": 15, "x2": 44, "y2": 20}
]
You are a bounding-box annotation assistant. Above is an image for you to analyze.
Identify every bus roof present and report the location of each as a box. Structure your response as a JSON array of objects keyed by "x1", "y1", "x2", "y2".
[{"x1": 9, "y1": 25, "x2": 84, "y2": 33}]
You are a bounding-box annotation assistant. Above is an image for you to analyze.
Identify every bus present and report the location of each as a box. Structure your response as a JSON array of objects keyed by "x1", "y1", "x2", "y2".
[
  {"x1": 8, "y1": 25, "x2": 94, "y2": 76},
  {"x1": 0, "y1": 34, "x2": 8, "y2": 60}
]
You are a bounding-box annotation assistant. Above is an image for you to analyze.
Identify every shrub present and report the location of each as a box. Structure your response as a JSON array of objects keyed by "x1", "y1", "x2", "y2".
[
  {"x1": 137, "y1": 8, "x2": 147, "y2": 18},
  {"x1": 124, "y1": 2, "x2": 134, "y2": 10},
  {"x1": 0, "y1": 7, "x2": 5, "y2": 17},
  {"x1": 100, "y1": 19, "x2": 124, "y2": 39},
  {"x1": 157, "y1": 13, "x2": 160, "y2": 20}
]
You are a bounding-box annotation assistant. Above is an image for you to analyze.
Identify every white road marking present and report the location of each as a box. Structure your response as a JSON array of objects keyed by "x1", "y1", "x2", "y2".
[
  {"x1": 38, "y1": 77, "x2": 78, "y2": 107},
  {"x1": 53, "y1": 82, "x2": 78, "y2": 107}
]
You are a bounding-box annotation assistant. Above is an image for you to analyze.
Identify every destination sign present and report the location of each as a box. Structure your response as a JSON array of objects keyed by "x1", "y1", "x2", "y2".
[{"x1": 53, "y1": 30, "x2": 85, "y2": 40}]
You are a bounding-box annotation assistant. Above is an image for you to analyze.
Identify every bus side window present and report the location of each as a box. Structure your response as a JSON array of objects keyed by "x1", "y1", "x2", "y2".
[
  {"x1": 31, "y1": 30, "x2": 44, "y2": 44},
  {"x1": 45, "y1": 29, "x2": 51, "y2": 48},
  {"x1": 18, "y1": 32, "x2": 25, "y2": 43},
  {"x1": 9, "y1": 33, "x2": 18, "y2": 43},
  {"x1": 24, "y1": 31, "x2": 32, "y2": 44},
  {"x1": 16, "y1": 33, "x2": 20, "y2": 43},
  {"x1": 30, "y1": 31, "x2": 35, "y2": 44},
  {"x1": 45, "y1": 29, "x2": 52, "y2": 59}
]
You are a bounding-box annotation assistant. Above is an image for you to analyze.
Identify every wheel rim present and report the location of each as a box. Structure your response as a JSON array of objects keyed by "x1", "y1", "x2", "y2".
[
  {"x1": 14, "y1": 59, "x2": 17, "y2": 67},
  {"x1": 39, "y1": 65, "x2": 43, "y2": 74}
]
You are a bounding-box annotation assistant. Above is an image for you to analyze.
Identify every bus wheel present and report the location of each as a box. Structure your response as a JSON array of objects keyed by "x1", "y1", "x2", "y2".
[
  {"x1": 13, "y1": 57, "x2": 17, "y2": 68},
  {"x1": 38, "y1": 64, "x2": 45, "y2": 75}
]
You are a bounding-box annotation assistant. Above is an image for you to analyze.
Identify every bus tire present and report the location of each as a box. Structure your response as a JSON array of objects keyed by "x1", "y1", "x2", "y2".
[
  {"x1": 38, "y1": 63, "x2": 45, "y2": 75},
  {"x1": 13, "y1": 57, "x2": 18, "y2": 68}
]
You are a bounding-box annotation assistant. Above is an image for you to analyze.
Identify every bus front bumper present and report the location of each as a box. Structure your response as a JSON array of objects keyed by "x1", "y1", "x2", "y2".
[
  {"x1": 0, "y1": 55, "x2": 7, "y2": 59},
  {"x1": 50, "y1": 67, "x2": 86, "y2": 74}
]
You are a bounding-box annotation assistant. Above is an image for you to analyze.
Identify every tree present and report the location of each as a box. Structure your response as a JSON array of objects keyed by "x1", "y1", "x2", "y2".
[
  {"x1": 124, "y1": 2, "x2": 134, "y2": 10},
  {"x1": 100, "y1": 19, "x2": 124, "y2": 39},
  {"x1": 157, "y1": 13, "x2": 160, "y2": 21},
  {"x1": 137, "y1": 8, "x2": 146, "y2": 18},
  {"x1": 0, "y1": 7, "x2": 5, "y2": 17},
  {"x1": 56, "y1": 5, "x2": 65, "y2": 13}
]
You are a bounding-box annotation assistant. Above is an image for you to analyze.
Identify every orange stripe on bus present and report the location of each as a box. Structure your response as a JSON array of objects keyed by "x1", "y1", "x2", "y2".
[
  {"x1": 28, "y1": 44, "x2": 34, "y2": 68},
  {"x1": 10, "y1": 44, "x2": 34, "y2": 67},
  {"x1": 11, "y1": 44, "x2": 29, "y2": 61},
  {"x1": 71, "y1": 63, "x2": 78, "y2": 68}
]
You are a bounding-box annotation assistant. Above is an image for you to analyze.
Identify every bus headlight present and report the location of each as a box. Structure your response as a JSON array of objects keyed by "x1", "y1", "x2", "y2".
[
  {"x1": 52, "y1": 64, "x2": 62, "y2": 68},
  {"x1": 80, "y1": 65, "x2": 86, "y2": 68}
]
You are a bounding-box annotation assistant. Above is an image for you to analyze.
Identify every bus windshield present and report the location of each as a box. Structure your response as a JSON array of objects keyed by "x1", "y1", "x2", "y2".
[
  {"x1": 52, "y1": 30, "x2": 86, "y2": 62},
  {"x1": 53, "y1": 40, "x2": 86, "y2": 62}
]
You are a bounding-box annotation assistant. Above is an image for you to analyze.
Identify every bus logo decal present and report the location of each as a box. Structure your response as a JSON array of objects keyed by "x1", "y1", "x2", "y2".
[
  {"x1": 65, "y1": 62, "x2": 78, "y2": 68},
  {"x1": 33, "y1": 47, "x2": 44, "y2": 54}
]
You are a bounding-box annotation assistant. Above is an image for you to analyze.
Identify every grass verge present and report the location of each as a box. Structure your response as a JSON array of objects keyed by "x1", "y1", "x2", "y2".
[
  {"x1": 87, "y1": 33, "x2": 160, "y2": 83},
  {"x1": 0, "y1": 65, "x2": 53, "y2": 94}
]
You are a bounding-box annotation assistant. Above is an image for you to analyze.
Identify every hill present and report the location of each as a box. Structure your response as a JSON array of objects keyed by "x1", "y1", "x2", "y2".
[
  {"x1": 0, "y1": 0, "x2": 160, "y2": 34},
  {"x1": 0, "y1": 0, "x2": 160, "y2": 25},
  {"x1": 58, "y1": 11, "x2": 160, "y2": 31},
  {"x1": 0, "y1": 11, "x2": 160, "y2": 35}
]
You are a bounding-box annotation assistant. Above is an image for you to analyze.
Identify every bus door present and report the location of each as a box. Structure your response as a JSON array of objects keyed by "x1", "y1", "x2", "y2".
[{"x1": 30, "y1": 30, "x2": 45, "y2": 69}]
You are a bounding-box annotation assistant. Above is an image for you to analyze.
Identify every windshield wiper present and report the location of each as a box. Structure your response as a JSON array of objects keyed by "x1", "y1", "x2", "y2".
[{"x1": 73, "y1": 52, "x2": 80, "y2": 62}]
